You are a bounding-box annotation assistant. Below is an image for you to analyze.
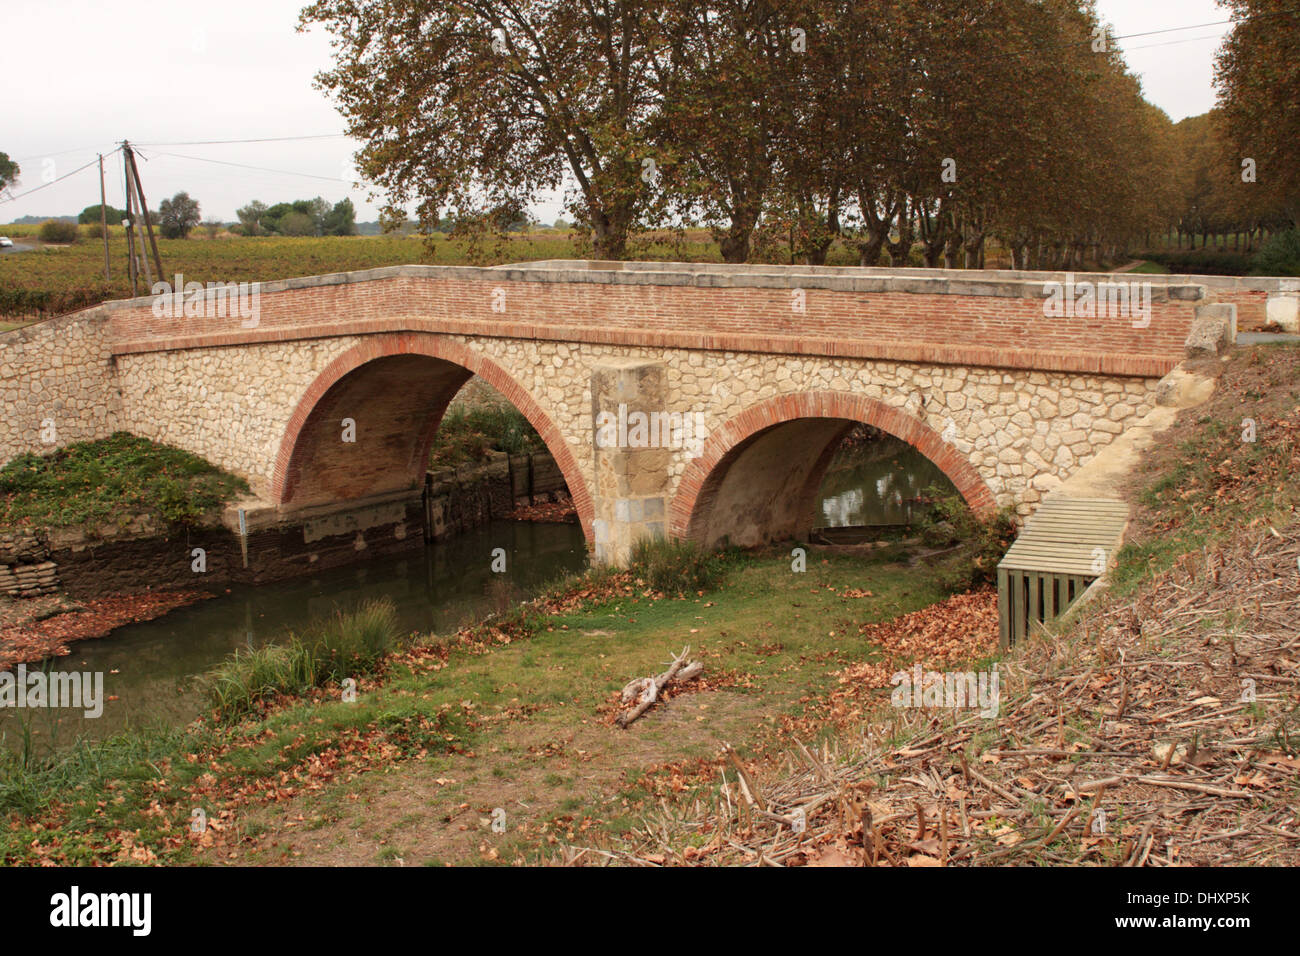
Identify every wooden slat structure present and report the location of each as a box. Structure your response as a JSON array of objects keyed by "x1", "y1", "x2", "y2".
[{"x1": 997, "y1": 496, "x2": 1129, "y2": 648}]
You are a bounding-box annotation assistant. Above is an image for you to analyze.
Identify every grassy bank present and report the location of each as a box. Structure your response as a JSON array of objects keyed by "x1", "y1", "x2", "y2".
[
  {"x1": 610, "y1": 344, "x2": 1300, "y2": 867},
  {"x1": 0, "y1": 532, "x2": 990, "y2": 865},
  {"x1": 0, "y1": 432, "x2": 248, "y2": 532},
  {"x1": 203, "y1": 599, "x2": 403, "y2": 722}
]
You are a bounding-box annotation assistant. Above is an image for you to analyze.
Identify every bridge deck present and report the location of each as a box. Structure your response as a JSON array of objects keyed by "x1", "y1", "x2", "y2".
[{"x1": 998, "y1": 496, "x2": 1129, "y2": 647}]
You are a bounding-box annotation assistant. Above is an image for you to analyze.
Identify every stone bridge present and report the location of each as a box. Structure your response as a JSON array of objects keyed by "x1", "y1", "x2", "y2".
[{"x1": 0, "y1": 260, "x2": 1280, "y2": 565}]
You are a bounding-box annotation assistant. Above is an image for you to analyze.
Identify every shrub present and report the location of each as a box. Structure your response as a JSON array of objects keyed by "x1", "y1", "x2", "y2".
[
  {"x1": 37, "y1": 220, "x2": 79, "y2": 243},
  {"x1": 1250, "y1": 229, "x2": 1300, "y2": 277},
  {"x1": 429, "y1": 403, "x2": 543, "y2": 467},
  {"x1": 203, "y1": 599, "x2": 402, "y2": 721},
  {"x1": 1137, "y1": 248, "x2": 1252, "y2": 276},
  {"x1": 915, "y1": 486, "x2": 1019, "y2": 590},
  {"x1": 630, "y1": 537, "x2": 728, "y2": 595}
]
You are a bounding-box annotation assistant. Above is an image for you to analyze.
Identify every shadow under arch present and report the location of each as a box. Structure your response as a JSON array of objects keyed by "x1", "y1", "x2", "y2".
[
  {"x1": 270, "y1": 332, "x2": 594, "y2": 540},
  {"x1": 670, "y1": 391, "x2": 995, "y2": 548}
]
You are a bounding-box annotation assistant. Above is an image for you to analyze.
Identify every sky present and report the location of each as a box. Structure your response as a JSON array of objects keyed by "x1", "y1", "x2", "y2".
[{"x1": 1, "y1": 0, "x2": 1234, "y2": 225}]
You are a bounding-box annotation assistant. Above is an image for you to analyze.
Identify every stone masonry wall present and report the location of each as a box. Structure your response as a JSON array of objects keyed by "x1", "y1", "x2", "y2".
[
  {"x1": 0, "y1": 307, "x2": 121, "y2": 463},
  {"x1": 111, "y1": 332, "x2": 1159, "y2": 523}
]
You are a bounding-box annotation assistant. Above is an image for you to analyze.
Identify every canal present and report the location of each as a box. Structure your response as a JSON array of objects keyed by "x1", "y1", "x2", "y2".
[{"x1": 2, "y1": 437, "x2": 951, "y2": 752}]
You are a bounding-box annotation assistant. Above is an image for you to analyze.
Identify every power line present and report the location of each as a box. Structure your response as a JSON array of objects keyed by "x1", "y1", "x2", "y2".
[
  {"x1": 142, "y1": 149, "x2": 355, "y2": 184},
  {"x1": 134, "y1": 133, "x2": 350, "y2": 147},
  {"x1": 11, "y1": 143, "x2": 120, "y2": 164},
  {"x1": 1110, "y1": 19, "x2": 1235, "y2": 42},
  {"x1": 0, "y1": 150, "x2": 119, "y2": 204},
  {"x1": 1124, "y1": 33, "x2": 1232, "y2": 53}
]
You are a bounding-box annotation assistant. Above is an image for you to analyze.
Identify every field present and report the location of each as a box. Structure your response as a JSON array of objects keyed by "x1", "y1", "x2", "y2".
[
  {"x1": 0, "y1": 224, "x2": 997, "y2": 323},
  {"x1": 0, "y1": 227, "x2": 741, "y2": 322}
]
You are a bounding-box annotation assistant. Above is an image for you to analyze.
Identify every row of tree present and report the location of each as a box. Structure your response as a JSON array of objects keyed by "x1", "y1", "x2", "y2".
[
  {"x1": 300, "y1": 0, "x2": 1203, "y2": 268},
  {"x1": 235, "y1": 197, "x2": 357, "y2": 236},
  {"x1": 1175, "y1": 0, "x2": 1300, "y2": 255}
]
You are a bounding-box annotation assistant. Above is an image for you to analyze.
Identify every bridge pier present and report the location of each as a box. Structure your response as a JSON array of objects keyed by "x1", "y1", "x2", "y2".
[{"x1": 590, "y1": 359, "x2": 672, "y2": 565}]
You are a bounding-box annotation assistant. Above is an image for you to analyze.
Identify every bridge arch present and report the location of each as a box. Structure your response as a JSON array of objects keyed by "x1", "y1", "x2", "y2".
[
  {"x1": 670, "y1": 391, "x2": 996, "y2": 548},
  {"x1": 270, "y1": 332, "x2": 594, "y2": 539}
]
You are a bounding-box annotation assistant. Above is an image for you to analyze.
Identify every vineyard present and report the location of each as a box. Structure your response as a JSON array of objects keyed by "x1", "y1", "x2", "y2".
[{"x1": 0, "y1": 228, "x2": 746, "y2": 324}]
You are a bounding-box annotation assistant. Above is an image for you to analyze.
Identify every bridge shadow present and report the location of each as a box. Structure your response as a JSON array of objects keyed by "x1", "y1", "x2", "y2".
[{"x1": 671, "y1": 392, "x2": 994, "y2": 549}]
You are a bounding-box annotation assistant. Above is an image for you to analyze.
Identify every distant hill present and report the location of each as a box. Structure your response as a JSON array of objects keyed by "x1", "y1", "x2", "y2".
[{"x1": 8, "y1": 215, "x2": 77, "y2": 225}]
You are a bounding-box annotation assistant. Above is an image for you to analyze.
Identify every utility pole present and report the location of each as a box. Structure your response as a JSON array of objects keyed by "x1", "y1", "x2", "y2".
[
  {"x1": 123, "y1": 150, "x2": 139, "y2": 297},
  {"x1": 98, "y1": 154, "x2": 110, "y2": 280},
  {"x1": 124, "y1": 142, "x2": 163, "y2": 283}
]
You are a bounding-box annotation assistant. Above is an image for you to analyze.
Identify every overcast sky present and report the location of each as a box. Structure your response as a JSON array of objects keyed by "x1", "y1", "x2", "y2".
[{"x1": 1, "y1": 0, "x2": 1233, "y2": 225}]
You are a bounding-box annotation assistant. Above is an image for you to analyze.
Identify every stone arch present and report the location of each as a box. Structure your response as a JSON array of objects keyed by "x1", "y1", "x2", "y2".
[
  {"x1": 670, "y1": 391, "x2": 995, "y2": 547},
  {"x1": 271, "y1": 332, "x2": 594, "y2": 539}
]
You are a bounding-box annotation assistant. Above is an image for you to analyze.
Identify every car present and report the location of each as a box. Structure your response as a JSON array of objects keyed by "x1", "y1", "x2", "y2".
[{"x1": 0, "y1": 237, "x2": 13, "y2": 248}]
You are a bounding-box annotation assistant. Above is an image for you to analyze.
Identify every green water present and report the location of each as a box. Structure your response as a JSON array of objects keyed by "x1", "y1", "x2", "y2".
[
  {"x1": 817, "y1": 435, "x2": 956, "y2": 527},
  {"x1": 1, "y1": 520, "x2": 587, "y2": 752}
]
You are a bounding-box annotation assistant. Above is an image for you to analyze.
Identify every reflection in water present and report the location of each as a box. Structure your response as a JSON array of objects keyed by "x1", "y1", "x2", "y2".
[
  {"x1": 2, "y1": 520, "x2": 587, "y2": 752},
  {"x1": 818, "y1": 435, "x2": 956, "y2": 527}
]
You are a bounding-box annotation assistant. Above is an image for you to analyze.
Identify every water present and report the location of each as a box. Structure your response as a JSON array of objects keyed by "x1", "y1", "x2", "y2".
[
  {"x1": 1, "y1": 520, "x2": 587, "y2": 752},
  {"x1": 3, "y1": 436, "x2": 943, "y2": 752},
  {"x1": 817, "y1": 435, "x2": 956, "y2": 527}
]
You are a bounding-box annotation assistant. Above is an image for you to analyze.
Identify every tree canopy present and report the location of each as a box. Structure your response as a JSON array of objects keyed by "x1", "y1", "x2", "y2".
[
  {"x1": 158, "y1": 192, "x2": 203, "y2": 239},
  {"x1": 301, "y1": 0, "x2": 1295, "y2": 267}
]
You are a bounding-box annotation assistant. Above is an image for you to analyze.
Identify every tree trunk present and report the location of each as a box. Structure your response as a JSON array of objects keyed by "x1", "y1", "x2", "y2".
[
  {"x1": 857, "y1": 236, "x2": 886, "y2": 266},
  {"x1": 719, "y1": 200, "x2": 762, "y2": 264},
  {"x1": 886, "y1": 202, "x2": 914, "y2": 268}
]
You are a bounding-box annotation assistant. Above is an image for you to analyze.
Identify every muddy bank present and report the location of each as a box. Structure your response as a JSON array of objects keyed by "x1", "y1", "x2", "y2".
[
  {"x1": 0, "y1": 590, "x2": 212, "y2": 669},
  {"x1": 0, "y1": 450, "x2": 575, "y2": 665}
]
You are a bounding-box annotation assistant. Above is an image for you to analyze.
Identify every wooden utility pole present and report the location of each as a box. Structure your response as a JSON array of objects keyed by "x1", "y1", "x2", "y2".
[
  {"x1": 124, "y1": 143, "x2": 163, "y2": 283},
  {"x1": 123, "y1": 146, "x2": 154, "y2": 289},
  {"x1": 123, "y1": 151, "x2": 139, "y2": 297},
  {"x1": 98, "y1": 154, "x2": 110, "y2": 280}
]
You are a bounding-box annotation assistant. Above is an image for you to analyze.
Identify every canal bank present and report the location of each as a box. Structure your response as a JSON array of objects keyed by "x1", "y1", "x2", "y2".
[{"x1": 0, "y1": 448, "x2": 576, "y2": 667}]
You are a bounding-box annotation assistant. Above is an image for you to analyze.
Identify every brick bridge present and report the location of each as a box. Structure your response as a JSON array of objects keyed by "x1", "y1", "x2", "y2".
[{"x1": 0, "y1": 260, "x2": 1276, "y2": 564}]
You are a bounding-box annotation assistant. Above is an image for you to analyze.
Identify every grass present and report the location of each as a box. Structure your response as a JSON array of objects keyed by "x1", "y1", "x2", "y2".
[
  {"x1": 0, "y1": 431, "x2": 248, "y2": 531},
  {"x1": 629, "y1": 536, "x2": 732, "y2": 595},
  {"x1": 429, "y1": 404, "x2": 544, "y2": 469},
  {"x1": 1126, "y1": 260, "x2": 1169, "y2": 274},
  {"x1": 1109, "y1": 344, "x2": 1300, "y2": 594},
  {"x1": 0, "y1": 540, "x2": 963, "y2": 865},
  {"x1": 203, "y1": 598, "x2": 403, "y2": 721}
]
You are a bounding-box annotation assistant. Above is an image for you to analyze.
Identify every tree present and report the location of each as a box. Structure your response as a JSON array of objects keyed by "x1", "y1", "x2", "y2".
[
  {"x1": 301, "y1": 0, "x2": 691, "y2": 259},
  {"x1": 79, "y1": 203, "x2": 127, "y2": 225},
  {"x1": 0, "y1": 152, "x2": 18, "y2": 196},
  {"x1": 649, "y1": 0, "x2": 804, "y2": 262},
  {"x1": 322, "y1": 198, "x2": 357, "y2": 235},
  {"x1": 1214, "y1": 0, "x2": 1300, "y2": 227},
  {"x1": 158, "y1": 192, "x2": 202, "y2": 238},
  {"x1": 237, "y1": 200, "x2": 268, "y2": 236},
  {"x1": 278, "y1": 211, "x2": 316, "y2": 236}
]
